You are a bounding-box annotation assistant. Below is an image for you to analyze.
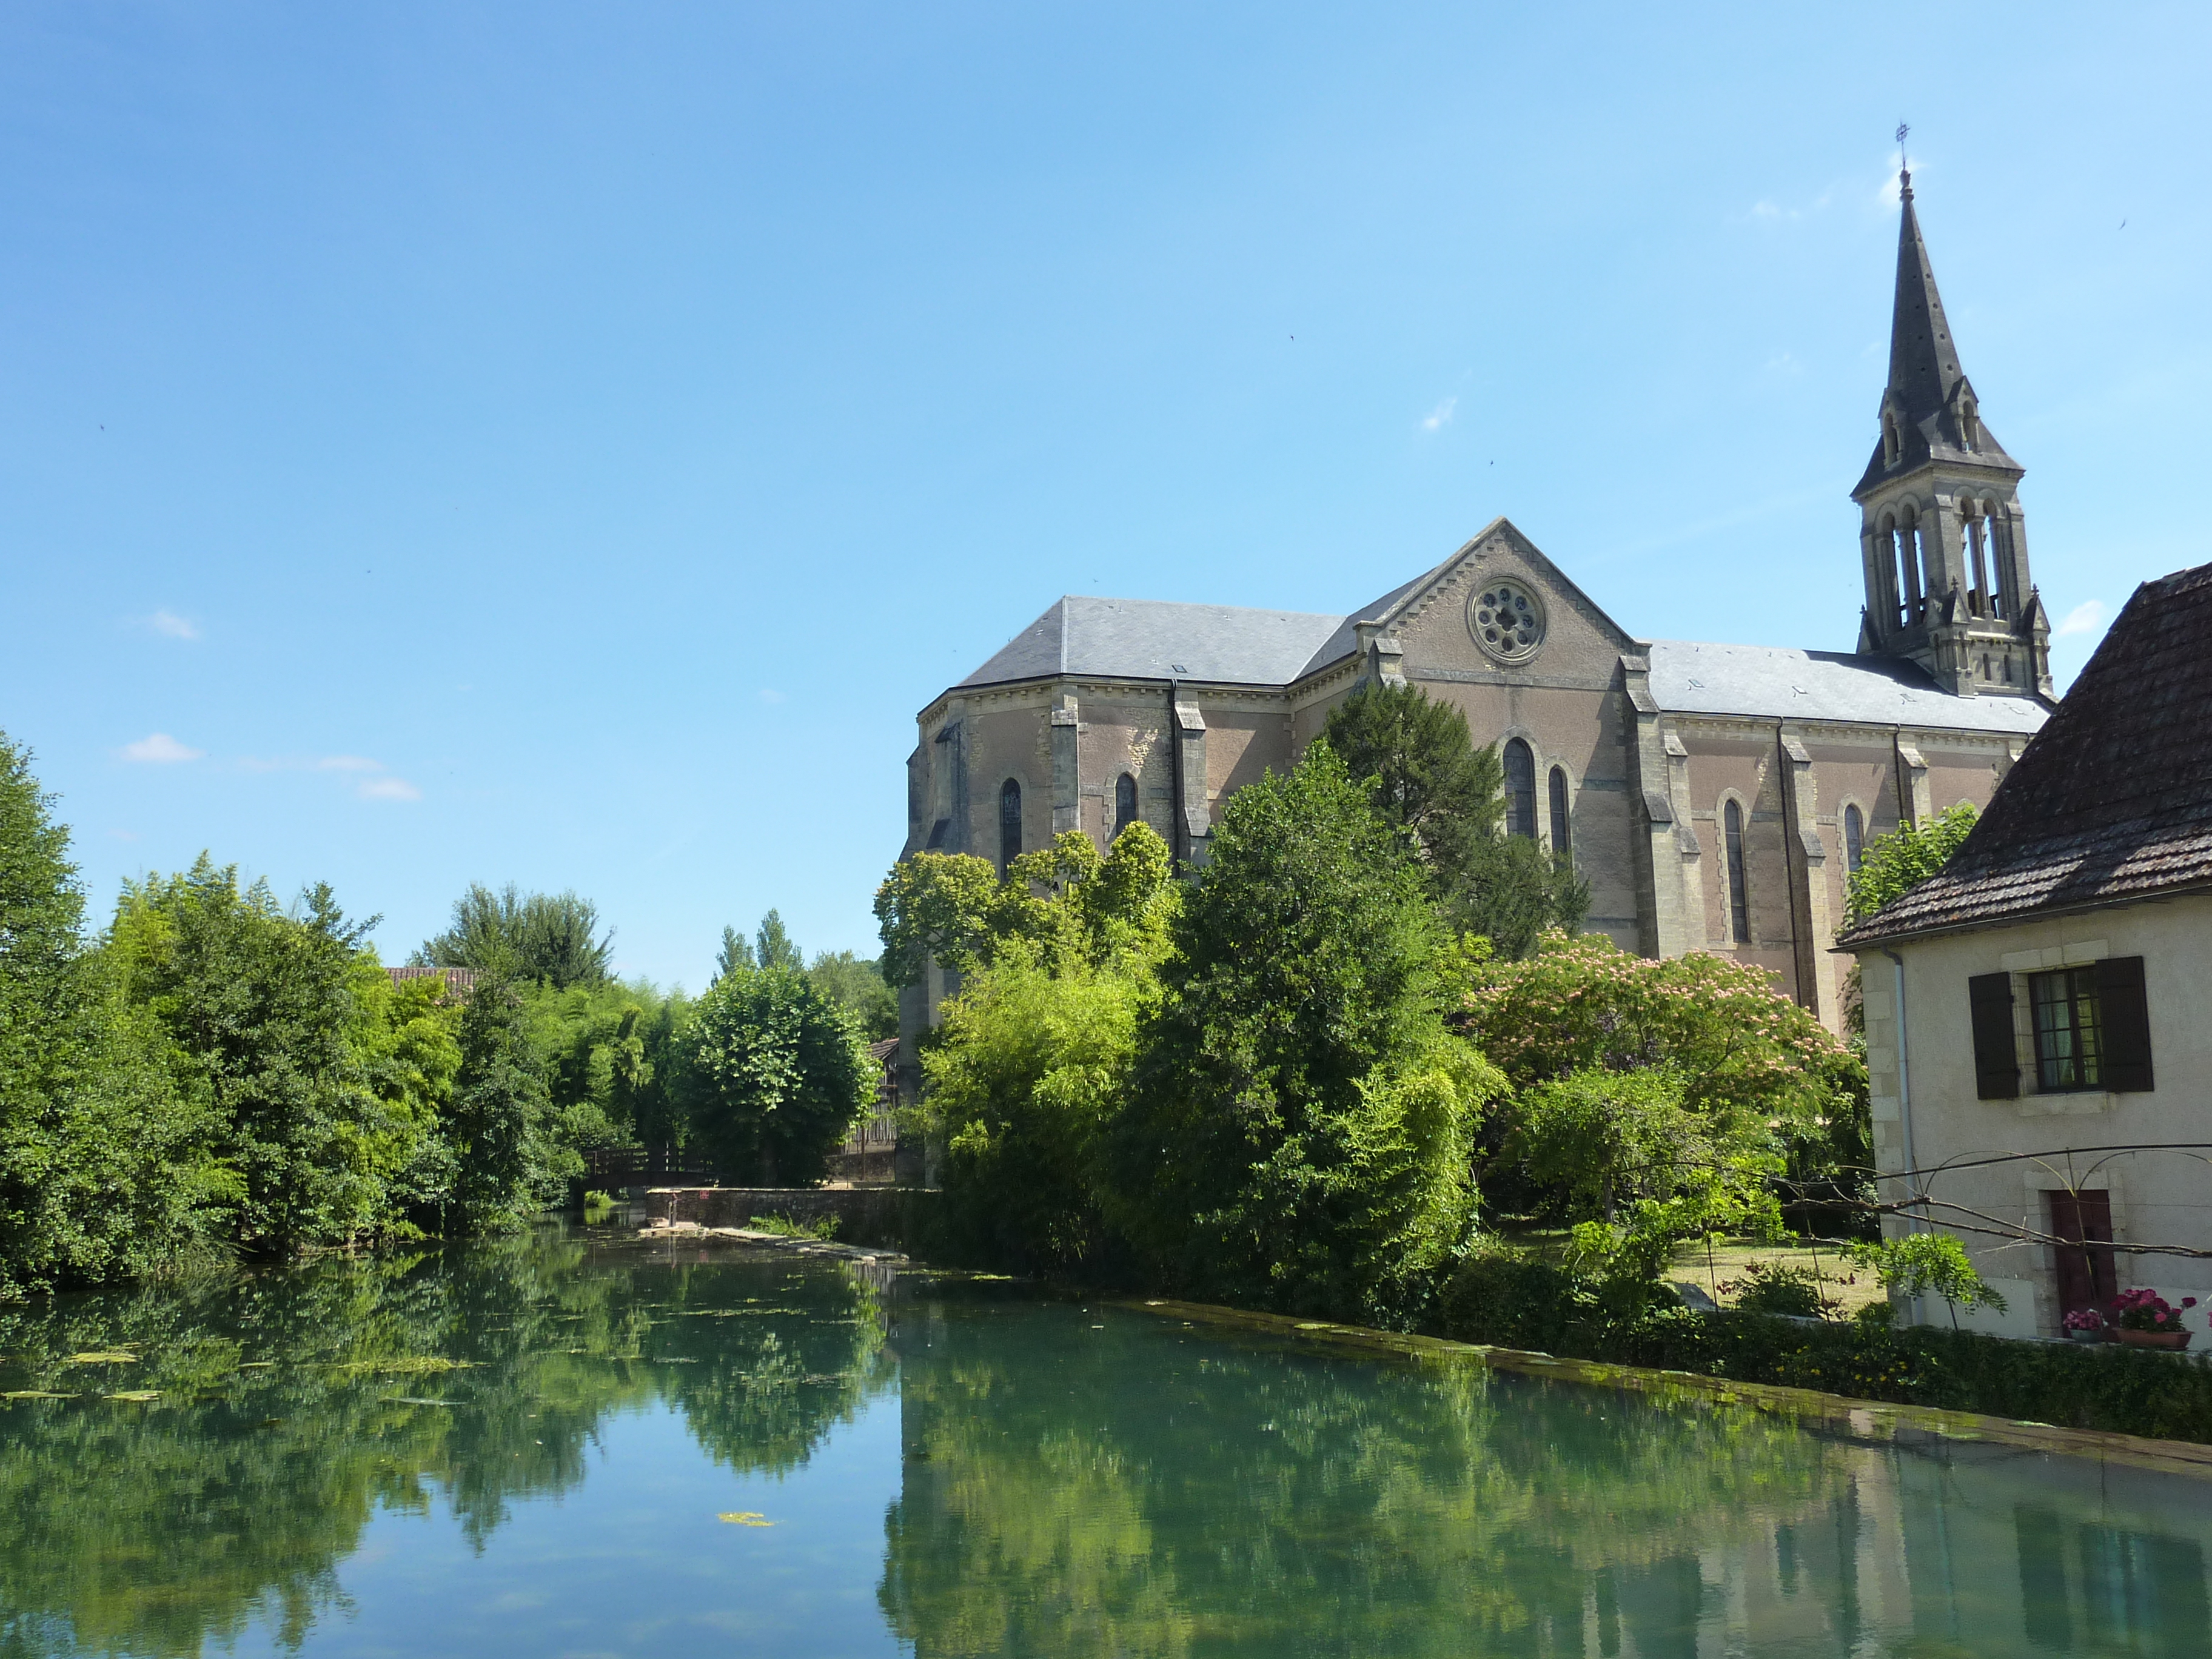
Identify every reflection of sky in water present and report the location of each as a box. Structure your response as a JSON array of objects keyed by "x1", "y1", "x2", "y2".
[
  {"x1": 1, "y1": 1236, "x2": 2207, "y2": 1658},
  {"x1": 309, "y1": 1397, "x2": 905, "y2": 1658}
]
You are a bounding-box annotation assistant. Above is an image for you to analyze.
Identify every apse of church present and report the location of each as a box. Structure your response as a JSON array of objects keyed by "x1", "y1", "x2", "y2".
[{"x1": 902, "y1": 178, "x2": 2051, "y2": 1039}]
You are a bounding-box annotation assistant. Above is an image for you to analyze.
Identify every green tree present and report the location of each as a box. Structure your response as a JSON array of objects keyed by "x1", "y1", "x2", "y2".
[
  {"x1": 874, "y1": 852, "x2": 1004, "y2": 989},
  {"x1": 417, "y1": 884, "x2": 613, "y2": 989},
  {"x1": 106, "y1": 860, "x2": 399, "y2": 1252},
  {"x1": 1459, "y1": 931, "x2": 1866, "y2": 1251},
  {"x1": 680, "y1": 967, "x2": 873, "y2": 1185},
  {"x1": 1321, "y1": 682, "x2": 1586, "y2": 955},
  {"x1": 1843, "y1": 803, "x2": 1979, "y2": 925},
  {"x1": 806, "y1": 950, "x2": 899, "y2": 1040},
  {"x1": 714, "y1": 925, "x2": 754, "y2": 982},
  {"x1": 345, "y1": 962, "x2": 464, "y2": 1231},
  {"x1": 916, "y1": 823, "x2": 1179, "y2": 1272},
  {"x1": 754, "y1": 909, "x2": 803, "y2": 972},
  {"x1": 447, "y1": 968, "x2": 572, "y2": 1231},
  {"x1": 516, "y1": 979, "x2": 683, "y2": 1156},
  {"x1": 1106, "y1": 745, "x2": 1501, "y2": 1323},
  {"x1": 0, "y1": 733, "x2": 210, "y2": 1296}
]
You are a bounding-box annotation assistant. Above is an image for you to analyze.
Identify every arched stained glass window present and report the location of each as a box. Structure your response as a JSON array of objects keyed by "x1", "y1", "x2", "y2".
[
  {"x1": 1548, "y1": 767, "x2": 1572, "y2": 859},
  {"x1": 999, "y1": 778, "x2": 1022, "y2": 869},
  {"x1": 1724, "y1": 798, "x2": 1749, "y2": 945},
  {"x1": 1503, "y1": 739, "x2": 1537, "y2": 840},
  {"x1": 1114, "y1": 773, "x2": 1138, "y2": 838},
  {"x1": 1844, "y1": 804, "x2": 1865, "y2": 874}
]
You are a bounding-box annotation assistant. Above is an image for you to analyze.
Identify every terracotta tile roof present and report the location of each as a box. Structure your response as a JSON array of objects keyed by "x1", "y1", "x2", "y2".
[{"x1": 1838, "y1": 561, "x2": 2212, "y2": 947}]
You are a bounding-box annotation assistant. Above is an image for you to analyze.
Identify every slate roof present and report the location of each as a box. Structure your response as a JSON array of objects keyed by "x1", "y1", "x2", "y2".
[
  {"x1": 1647, "y1": 641, "x2": 2049, "y2": 734},
  {"x1": 1293, "y1": 564, "x2": 1451, "y2": 680},
  {"x1": 1853, "y1": 172, "x2": 2020, "y2": 495},
  {"x1": 957, "y1": 595, "x2": 1344, "y2": 689},
  {"x1": 1839, "y1": 562, "x2": 2212, "y2": 947}
]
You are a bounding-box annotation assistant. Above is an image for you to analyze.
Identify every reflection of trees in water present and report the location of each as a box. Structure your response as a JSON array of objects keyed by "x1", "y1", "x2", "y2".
[
  {"x1": 879, "y1": 1302, "x2": 1848, "y2": 1658},
  {"x1": 0, "y1": 1234, "x2": 888, "y2": 1657}
]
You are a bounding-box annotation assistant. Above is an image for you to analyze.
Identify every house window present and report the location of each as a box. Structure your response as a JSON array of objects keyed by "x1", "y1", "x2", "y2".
[
  {"x1": 999, "y1": 778, "x2": 1022, "y2": 869},
  {"x1": 1504, "y1": 739, "x2": 1537, "y2": 839},
  {"x1": 1843, "y1": 804, "x2": 1865, "y2": 873},
  {"x1": 1723, "y1": 799, "x2": 1749, "y2": 944},
  {"x1": 2031, "y1": 967, "x2": 2102, "y2": 1091},
  {"x1": 1547, "y1": 766, "x2": 1572, "y2": 859},
  {"x1": 2046, "y1": 1190, "x2": 2117, "y2": 1320},
  {"x1": 1114, "y1": 773, "x2": 1137, "y2": 837}
]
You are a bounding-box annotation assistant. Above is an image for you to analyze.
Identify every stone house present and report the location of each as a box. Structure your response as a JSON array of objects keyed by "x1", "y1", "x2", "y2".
[
  {"x1": 900, "y1": 169, "x2": 2053, "y2": 1062},
  {"x1": 1837, "y1": 562, "x2": 2212, "y2": 1341}
]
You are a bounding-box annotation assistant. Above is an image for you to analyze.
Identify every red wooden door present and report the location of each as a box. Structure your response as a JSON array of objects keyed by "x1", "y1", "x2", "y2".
[{"x1": 2046, "y1": 1190, "x2": 2117, "y2": 1316}]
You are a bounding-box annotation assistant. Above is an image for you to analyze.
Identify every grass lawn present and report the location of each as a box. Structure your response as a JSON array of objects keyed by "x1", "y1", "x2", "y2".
[
  {"x1": 1664, "y1": 1235, "x2": 1886, "y2": 1319},
  {"x1": 1494, "y1": 1226, "x2": 1887, "y2": 1319}
]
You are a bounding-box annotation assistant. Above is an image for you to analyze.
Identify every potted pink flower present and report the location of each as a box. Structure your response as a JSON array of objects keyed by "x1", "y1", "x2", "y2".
[
  {"x1": 2107, "y1": 1288, "x2": 2199, "y2": 1350},
  {"x1": 2062, "y1": 1307, "x2": 2107, "y2": 1344}
]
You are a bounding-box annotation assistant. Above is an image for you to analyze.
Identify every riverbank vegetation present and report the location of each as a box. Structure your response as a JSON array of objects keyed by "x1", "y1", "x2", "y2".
[
  {"x1": 0, "y1": 731, "x2": 887, "y2": 1298},
  {"x1": 879, "y1": 683, "x2": 1875, "y2": 1332}
]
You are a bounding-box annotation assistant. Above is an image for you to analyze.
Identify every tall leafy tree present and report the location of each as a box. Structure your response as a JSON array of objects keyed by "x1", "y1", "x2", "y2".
[
  {"x1": 1322, "y1": 681, "x2": 1587, "y2": 956},
  {"x1": 805, "y1": 950, "x2": 899, "y2": 1041},
  {"x1": 1843, "y1": 803, "x2": 1979, "y2": 925},
  {"x1": 918, "y1": 823, "x2": 1179, "y2": 1272},
  {"x1": 106, "y1": 860, "x2": 396, "y2": 1252},
  {"x1": 0, "y1": 733, "x2": 207, "y2": 1294},
  {"x1": 447, "y1": 967, "x2": 572, "y2": 1230},
  {"x1": 418, "y1": 884, "x2": 613, "y2": 989},
  {"x1": 1105, "y1": 745, "x2": 1500, "y2": 1323},
  {"x1": 680, "y1": 967, "x2": 873, "y2": 1186},
  {"x1": 714, "y1": 925, "x2": 755, "y2": 982},
  {"x1": 753, "y1": 909, "x2": 803, "y2": 972},
  {"x1": 874, "y1": 853, "x2": 1003, "y2": 989}
]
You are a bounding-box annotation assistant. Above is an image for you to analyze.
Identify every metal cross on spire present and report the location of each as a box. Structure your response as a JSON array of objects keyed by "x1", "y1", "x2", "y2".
[{"x1": 1896, "y1": 121, "x2": 1912, "y2": 197}]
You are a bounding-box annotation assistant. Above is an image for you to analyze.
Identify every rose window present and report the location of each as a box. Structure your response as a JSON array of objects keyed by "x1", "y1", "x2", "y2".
[{"x1": 1469, "y1": 580, "x2": 1546, "y2": 663}]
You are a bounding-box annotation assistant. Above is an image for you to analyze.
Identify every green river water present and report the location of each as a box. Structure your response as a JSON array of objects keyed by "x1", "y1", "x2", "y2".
[{"x1": 1, "y1": 1227, "x2": 2207, "y2": 1657}]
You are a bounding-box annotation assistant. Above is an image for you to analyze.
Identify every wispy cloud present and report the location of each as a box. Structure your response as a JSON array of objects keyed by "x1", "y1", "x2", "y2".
[
  {"x1": 1746, "y1": 186, "x2": 1835, "y2": 224},
  {"x1": 146, "y1": 609, "x2": 201, "y2": 641},
  {"x1": 358, "y1": 776, "x2": 423, "y2": 802},
  {"x1": 1420, "y1": 396, "x2": 1457, "y2": 433},
  {"x1": 2055, "y1": 600, "x2": 2105, "y2": 638},
  {"x1": 1763, "y1": 351, "x2": 1803, "y2": 375},
  {"x1": 758, "y1": 688, "x2": 786, "y2": 705},
  {"x1": 121, "y1": 732, "x2": 204, "y2": 763},
  {"x1": 316, "y1": 755, "x2": 383, "y2": 773}
]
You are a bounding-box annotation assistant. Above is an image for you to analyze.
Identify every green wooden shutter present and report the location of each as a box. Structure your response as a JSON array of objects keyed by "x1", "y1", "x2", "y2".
[
  {"x1": 2096, "y1": 956, "x2": 2154, "y2": 1093},
  {"x1": 1968, "y1": 973, "x2": 2019, "y2": 1099}
]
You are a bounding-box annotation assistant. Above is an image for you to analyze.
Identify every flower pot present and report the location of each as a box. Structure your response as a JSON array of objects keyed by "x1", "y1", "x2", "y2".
[
  {"x1": 2065, "y1": 1327, "x2": 2106, "y2": 1344},
  {"x1": 2114, "y1": 1327, "x2": 2192, "y2": 1350}
]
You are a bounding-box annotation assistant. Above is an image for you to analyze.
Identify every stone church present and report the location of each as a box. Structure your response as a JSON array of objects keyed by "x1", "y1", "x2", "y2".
[{"x1": 902, "y1": 171, "x2": 2053, "y2": 1037}]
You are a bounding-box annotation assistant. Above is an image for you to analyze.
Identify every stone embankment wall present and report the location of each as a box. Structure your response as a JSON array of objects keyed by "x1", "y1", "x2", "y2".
[{"x1": 648, "y1": 1185, "x2": 939, "y2": 1250}]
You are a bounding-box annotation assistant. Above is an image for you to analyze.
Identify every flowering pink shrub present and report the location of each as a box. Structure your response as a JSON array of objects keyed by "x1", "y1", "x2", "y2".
[
  {"x1": 1454, "y1": 932, "x2": 1865, "y2": 1132},
  {"x1": 2110, "y1": 1287, "x2": 2199, "y2": 1332}
]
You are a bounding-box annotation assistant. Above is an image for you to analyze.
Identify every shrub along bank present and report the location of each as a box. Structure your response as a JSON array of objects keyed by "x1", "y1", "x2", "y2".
[{"x1": 1439, "y1": 1251, "x2": 2212, "y2": 1446}]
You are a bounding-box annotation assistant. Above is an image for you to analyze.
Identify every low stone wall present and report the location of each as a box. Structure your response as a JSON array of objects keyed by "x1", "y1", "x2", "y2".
[
  {"x1": 648, "y1": 1185, "x2": 939, "y2": 1250},
  {"x1": 824, "y1": 1148, "x2": 898, "y2": 1186}
]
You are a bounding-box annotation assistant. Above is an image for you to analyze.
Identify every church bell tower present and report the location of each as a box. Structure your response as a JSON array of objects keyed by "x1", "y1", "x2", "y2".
[{"x1": 1852, "y1": 164, "x2": 2052, "y2": 699}]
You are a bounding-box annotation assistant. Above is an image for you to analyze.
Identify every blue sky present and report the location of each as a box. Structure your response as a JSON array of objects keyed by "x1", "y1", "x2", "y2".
[{"x1": 4, "y1": 4, "x2": 2207, "y2": 987}]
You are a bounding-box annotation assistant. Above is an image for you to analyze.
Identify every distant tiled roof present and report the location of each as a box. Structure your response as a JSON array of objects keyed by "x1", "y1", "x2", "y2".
[
  {"x1": 1647, "y1": 641, "x2": 2048, "y2": 733},
  {"x1": 1839, "y1": 562, "x2": 2212, "y2": 947},
  {"x1": 387, "y1": 965, "x2": 478, "y2": 996},
  {"x1": 958, "y1": 595, "x2": 1346, "y2": 689},
  {"x1": 867, "y1": 1037, "x2": 900, "y2": 1062}
]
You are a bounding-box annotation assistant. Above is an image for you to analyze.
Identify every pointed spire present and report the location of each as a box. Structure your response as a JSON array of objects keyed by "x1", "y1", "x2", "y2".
[
  {"x1": 1855, "y1": 165, "x2": 2019, "y2": 493},
  {"x1": 1886, "y1": 164, "x2": 1963, "y2": 426}
]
